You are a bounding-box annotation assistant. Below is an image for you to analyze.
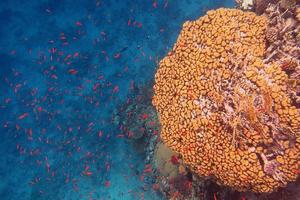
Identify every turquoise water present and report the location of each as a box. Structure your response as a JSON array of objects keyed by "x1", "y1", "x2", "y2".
[{"x1": 0, "y1": 0, "x2": 234, "y2": 199}]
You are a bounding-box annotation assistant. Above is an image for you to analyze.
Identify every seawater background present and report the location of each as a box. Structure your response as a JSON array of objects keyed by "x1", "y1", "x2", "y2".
[{"x1": 0, "y1": 0, "x2": 234, "y2": 199}]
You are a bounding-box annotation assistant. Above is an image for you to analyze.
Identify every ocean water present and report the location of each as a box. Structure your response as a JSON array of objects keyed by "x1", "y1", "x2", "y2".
[{"x1": 0, "y1": 0, "x2": 234, "y2": 199}]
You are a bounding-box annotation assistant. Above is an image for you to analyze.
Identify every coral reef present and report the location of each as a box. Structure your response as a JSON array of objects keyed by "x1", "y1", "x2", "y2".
[
  {"x1": 114, "y1": 83, "x2": 195, "y2": 199},
  {"x1": 262, "y1": 2, "x2": 300, "y2": 109},
  {"x1": 254, "y1": 0, "x2": 278, "y2": 14},
  {"x1": 115, "y1": 83, "x2": 160, "y2": 142},
  {"x1": 152, "y1": 8, "x2": 300, "y2": 193},
  {"x1": 154, "y1": 142, "x2": 180, "y2": 178},
  {"x1": 235, "y1": 0, "x2": 255, "y2": 10}
]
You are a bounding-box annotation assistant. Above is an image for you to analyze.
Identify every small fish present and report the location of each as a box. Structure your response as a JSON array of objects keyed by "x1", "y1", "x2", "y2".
[
  {"x1": 65, "y1": 175, "x2": 70, "y2": 183},
  {"x1": 106, "y1": 163, "x2": 110, "y2": 172},
  {"x1": 73, "y1": 52, "x2": 79, "y2": 58},
  {"x1": 120, "y1": 46, "x2": 128, "y2": 53},
  {"x1": 105, "y1": 181, "x2": 110, "y2": 187},
  {"x1": 27, "y1": 128, "x2": 33, "y2": 138},
  {"x1": 68, "y1": 69, "x2": 78, "y2": 75},
  {"x1": 98, "y1": 131, "x2": 103, "y2": 137},
  {"x1": 45, "y1": 8, "x2": 52, "y2": 14},
  {"x1": 164, "y1": 0, "x2": 168, "y2": 8},
  {"x1": 114, "y1": 53, "x2": 121, "y2": 59},
  {"x1": 140, "y1": 175, "x2": 144, "y2": 181},
  {"x1": 14, "y1": 83, "x2": 22, "y2": 93},
  {"x1": 116, "y1": 134, "x2": 124, "y2": 138},
  {"x1": 152, "y1": 0, "x2": 157, "y2": 8},
  {"x1": 93, "y1": 83, "x2": 100, "y2": 91},
  {"x1": 46, "y1": 162, "x2": 50, "y2": 173},
  {"x1": 152, "y1": 183, "x2": 160, "y2": 191},
  {"x1": 170, "y1": 155, "x2": 179, "y2": 165},
  {"x1": 127, "y1": 131, "x2": 133, "y2": 138},
  {"x1": 141, "y1": 113, "x2": 148, "y2": 120},
  {"x1": 75, "y1": 21, "x2": 82, "y2": 26},
  {"x1": 83, "y1": 171, "x2": 93, "y2": 176},
  {"x1": 51, "y1": 74, "x2": 58, "y2": 79},
  {"x1": 18, "y1": 113, "x2": 29, "y2": 120},
  {"x1": 143, "y1": 165, "x2": 152, "y2": 173},
  {"x1": 127, "y1": 19, "x2": 131, "y2": 26},
  {"x1": 148, "y1": 121, "x2": 155, "y2": 126},
  {"x1": 214, "y1": 193, "x2": 218, "y2": 200},
  {"x1": 112, "y1": 85, "x2": 119, "y2": 93},
  {"x1": 64, "y1": 54, "x2": 72, "y2": 61}
]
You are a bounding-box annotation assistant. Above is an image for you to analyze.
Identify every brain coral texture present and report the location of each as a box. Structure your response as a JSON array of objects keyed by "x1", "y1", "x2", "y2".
[{"x1": 152, "y1": 8, "x2": 300, "y2": 193}]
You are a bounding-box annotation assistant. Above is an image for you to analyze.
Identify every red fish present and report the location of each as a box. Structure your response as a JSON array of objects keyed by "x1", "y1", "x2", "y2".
[
  {"x1": 127, "y1": 19, "x2": 131, "y2": 26},
  {"x1": 112, "y1": 85, "x2": 119, "y2": 93},
  {"x1": 51, "y1": 74, "x2": 58, "y2": 79},
  {"x1": 14, "y1": 83, "x2": 22, "y2": 93},
  {"x1": 93, "y1": 83, "x2": 100, "y2": 91},
  {"x1": 148, "y1": 121, "x2": 155, "y2": 126},
  {"x1": 214, "y1": 193, "x2": 218, "y2": 200},
  {"x1": 5, "y1": 98, "x2": 11, "y2": 104},
  {"x1": 105, "y1": 181, "x2": 110, "y2": 187},
  {"x1": 64, "y1": 54, "x2": 72, "y2": 61},
  {"x1": 114, "y1": 53, "x2": 121, "y2": 59},
  {"x1": 73, "y1": 52, "x2": 79, "y2": 58},
  {"x1": 46, "y1": 162, "x2": 50, "y2": 173},
  {"x1": 65, "y1": 175, "x2": 70, "y2": 183},
  {"x1": 106, "y1": 163, "x2": 110, "y2": 172},
  {"x1": 141, "y1": 113, "x2": 148, "y2": 120},
  {"x1": 98, "y1": 131, "x2": 103, "y2": 138},
  {"x1": 83, "y1": 171, "x2": 93, "y2": 176},
  {"x1": 116, "y1": 134, "x2": 124, "y2": 138},
  {"x1": 18, "y1": 113, "x2": 29, "y2": 120},
  {"x1": 68, "y1": 69, "x2": 78, "y2": 75},
  {"x1": 152, "y1": 0, "x2": 157, "y2": 8},
  {"x1": 28, "y1": 128, "x2": 33, "y2": 138},
  {"x1": 152, "y1": 183, "x2": 160, "y2": 191},
  {"x1": 127, "y1": 131, "x2": 133, "y2": 138},
  {"x1": 170, "y1": 155, "x2": 179, "y2": 165},
  {"x1": 140, "y1": 175, "x2": 144, "y2": 181},
  {"x1": 75, "y1": 21, "x2": 82, "y2": 26},
  {"x1": 143, "y1": 164, "x2": 152, "y2": 173}
]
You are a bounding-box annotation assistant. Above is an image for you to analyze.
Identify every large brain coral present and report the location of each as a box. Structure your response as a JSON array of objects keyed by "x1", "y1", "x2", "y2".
[{"x1": 152, "y1": 8, "x2": 300, "y2": 193}]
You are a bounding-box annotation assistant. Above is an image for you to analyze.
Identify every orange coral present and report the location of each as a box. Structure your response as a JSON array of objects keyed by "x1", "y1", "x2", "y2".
[{"x1": 152, "y1": 8, "x2": 300, "y2": 193}]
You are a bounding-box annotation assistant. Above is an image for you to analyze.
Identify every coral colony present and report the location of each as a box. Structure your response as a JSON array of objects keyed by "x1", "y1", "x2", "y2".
[{"x1": 153, "y1": 3, "x2": 300, "y2": 196}]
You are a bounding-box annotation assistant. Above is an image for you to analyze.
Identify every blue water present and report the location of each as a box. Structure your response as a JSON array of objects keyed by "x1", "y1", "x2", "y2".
[{"x1": 0, "y1": 0, "x2": 234, "y2": 199}]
